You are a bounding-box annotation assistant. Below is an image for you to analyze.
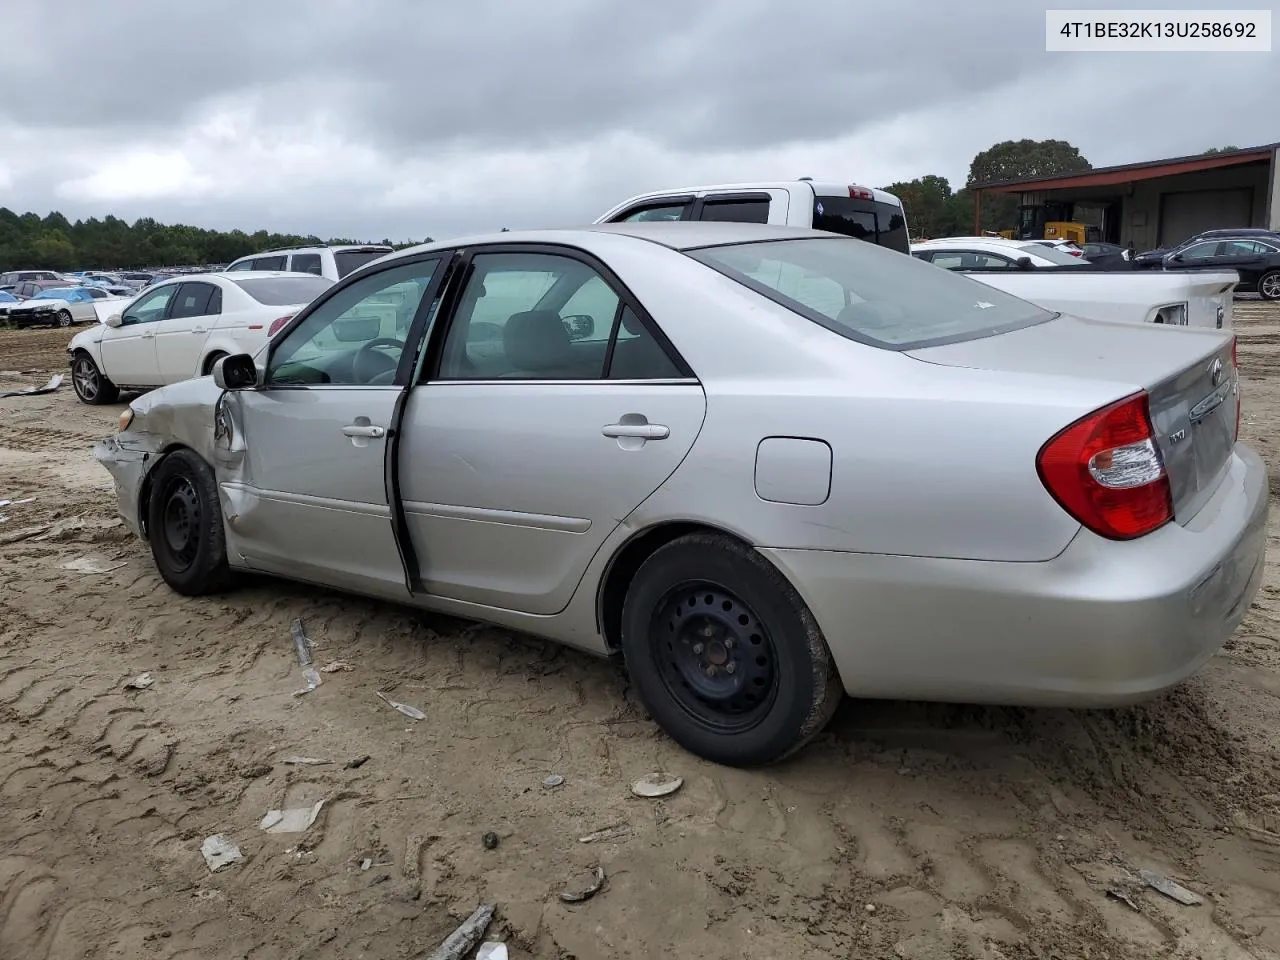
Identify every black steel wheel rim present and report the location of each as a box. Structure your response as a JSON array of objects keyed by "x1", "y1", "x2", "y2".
[
  {"x1": 649, "y1": 580, "x2": 779, "y2": 734},
  {"x1": 160, "y1": 477, "x2": 201, "y2": 570}
]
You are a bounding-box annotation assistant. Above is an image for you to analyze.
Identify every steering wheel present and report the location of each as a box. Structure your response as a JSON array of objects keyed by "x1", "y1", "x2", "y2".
[{"x1": 353, "y1": 337, "x2": 405, "y2": 384}]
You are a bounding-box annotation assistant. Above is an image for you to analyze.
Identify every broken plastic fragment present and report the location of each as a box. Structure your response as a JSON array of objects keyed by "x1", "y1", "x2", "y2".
[
  {"x1": 578, "y1": 823, "x2": 632, "y2": 844},
  {"x1": 259, "y1": 799, "x2": 326, "y2": 834},
  {"x1": 62, "y1": 556, "x2": 126, "y2": 574},
  {"x1": 290, "y1": 619, "x2": 321, "y2": 695},
  {"x1": 1139, "y1": 869, "x2": 1203, "y2": 906},
  {"x1": 320, "y1": 659, "x2": 354, "y2": 673},
  {"x1": 0, "y1": 374, "x2": 62, "y2": 399},
  {"x1": 375, "y1": 691, "x2": 425, "y2": 720},
  {"x1": 0, "y1": 497, "x2": 34, "y2": 508},
  {"x1": 201, "y1": 834, "x2": 243, "y2": 872},
  {"x1": 280, "y1": 756, "x2": 331, "y2": 766},
  {"x1": 559, "y1": 865, "x2": 606, "y2": 903},
  {"x1": 425, "y1": 903, "x2": 496, "y2": 960},
  {"x1": 631, "y1": 773, "x2": 683, "y2": 798},
  {"x1": 477, "y1": 943, "x2": 508, "y2": 960},
  {"x1": 124, "y1": 672, "x2": 154, "y2": 690},
  {"x1": 542, "y1": 774, "x2": 565, "y2": 789}
]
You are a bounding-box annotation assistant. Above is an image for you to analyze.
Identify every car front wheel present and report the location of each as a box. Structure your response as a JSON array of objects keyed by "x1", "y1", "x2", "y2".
[
  {"x1": 1259, "y1": 270, "x2": 1280, "y2": 302},
  {"x1": 56, "y1": 309, "x2": 73, "y2": 327},
  {"x1": 145, "y1": 449, "x2": 233, "y2": 596},
  {"x1": 619, "y1": 533, "x2": 842, "y2": 766},
  {"x1": 71, "y1": 351, "x2": 119, "y2": 405}
]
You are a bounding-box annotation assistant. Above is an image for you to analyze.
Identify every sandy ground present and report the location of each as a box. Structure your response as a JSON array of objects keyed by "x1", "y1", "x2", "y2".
[{"x1": 5, "y1": 306, "x2": 1280, "y2": 960}]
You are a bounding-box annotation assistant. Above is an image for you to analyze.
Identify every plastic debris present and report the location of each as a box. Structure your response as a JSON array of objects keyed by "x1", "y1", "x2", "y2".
[
  {"x1": 542, "y1": 774, "x2": 565, "y2": 789},
  {"x1": 424, "y1": 902, "x2": 496, "y2": 960},
  {"x1": 1106, "y1": 888, "x2": 1141, "y2": 911},
  {"x1": 344, "y1": 755, "x2": 371, "y2": 769},
  {"x1": 123, "y1": 672, "x2": 154, "y2": 690},
  {"x1": 1139, "y1": 869, "x2": 1203, "y2": 906},
  {"x1": 482, "y1": 831, "x2": 499, "y2": 850},
  {"x1": 477, "y1": 943, "x2": 509, "y2": 960},
  {"x1": 361, "y1": 857, "x2": 372, "y2": 871},
  {"x1": 280, "y1": 756, "x2": 331, "y2": 766},
  {"x1": 0, "y1": 497, "x2": 34, "y2": 508},
  {"x1": 201, "y1": 834, "x2": 243, "y2": 872},
  {"x1": 259, "y1": 799, "x2": 326, "y2": 834},
  {"x1": 631, "y1": 773, "x2": 683, "y2": 798},
  {"x1": 559, "y1": 865, "x2": 606, "y2": 903},
  {"x1": 0, "y1": 373, "x2": 62, "y2": 399},
  {"x1": 375, "y1": 691, "x2": 425, "y2": 721},
  {"x1": 320, "y1": 659, "x2": 354, "y2": 673},
  {"x1": 290, "y1": 619, "x2": 321, "y2": 696},
  {"x1": 578, "y1": 823, "x2": 632, "y2": 844},
  {"x1": 61, "y1": 556, "x2": 126, "y2": 575}
]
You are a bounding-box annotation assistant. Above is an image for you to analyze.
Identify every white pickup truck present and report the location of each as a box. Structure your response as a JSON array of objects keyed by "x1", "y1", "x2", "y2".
[{"x1": 596, "y1": 180, "x2": 1238, "y2": 329}]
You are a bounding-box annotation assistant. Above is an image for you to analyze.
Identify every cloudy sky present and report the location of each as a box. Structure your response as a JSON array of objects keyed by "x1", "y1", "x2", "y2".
[{"x1": 1, "y1": 0, "x2": 1275, "y2": 242}]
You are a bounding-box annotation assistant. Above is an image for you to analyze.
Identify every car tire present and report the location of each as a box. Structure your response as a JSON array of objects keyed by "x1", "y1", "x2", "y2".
[
  {"x1": 202, "y1": 351, "x2": 227, "y2": 376},
  {"x1": 1259, "y1": 270, "x2": 1280, "y2": 302},
  {"x1": 146, "y1": 449, "x2": 233, "y2": 596},
  {"x1": 56, "y1": 309, "x2": 73, "y2": 327},
  {"x1": 71, "y1": 351, "x2": 119, "y2": 405},
  {"x1": 619, "y1": 532, "x2": 843, "y2": 766}
]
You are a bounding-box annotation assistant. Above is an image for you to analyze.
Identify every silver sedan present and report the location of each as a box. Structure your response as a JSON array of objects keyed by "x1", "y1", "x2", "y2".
[{"x1": 95, "y1": 222, "x2": 1268, "y2": 766}]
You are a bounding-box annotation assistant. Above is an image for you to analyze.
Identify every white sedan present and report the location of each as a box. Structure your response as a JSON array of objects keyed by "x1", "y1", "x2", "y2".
[
  {"x1": 8, "y1": 285, "x2": 128, "y2": 328},
  {"x1": 66, "y1": 272, "x2": 333, "y2": 405}
]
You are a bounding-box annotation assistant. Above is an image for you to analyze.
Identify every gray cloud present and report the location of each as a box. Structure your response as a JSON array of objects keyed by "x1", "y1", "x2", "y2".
[{"x1": 0, "y1": 0, "x2": 1274, "y2": 243}]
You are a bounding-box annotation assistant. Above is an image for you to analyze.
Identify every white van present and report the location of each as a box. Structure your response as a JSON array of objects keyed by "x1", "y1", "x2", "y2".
[{"x1": 226, "y1": 244, "x2": 394, "y2": 283}]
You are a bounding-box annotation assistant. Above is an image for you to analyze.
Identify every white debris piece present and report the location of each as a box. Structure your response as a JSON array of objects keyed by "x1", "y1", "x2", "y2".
[
  {"x1": 259, "y1": 799, "x2": 326, "y2": 834},
  {"x1": 201, "y1": 834, "x2": 243, "y2": 872}
]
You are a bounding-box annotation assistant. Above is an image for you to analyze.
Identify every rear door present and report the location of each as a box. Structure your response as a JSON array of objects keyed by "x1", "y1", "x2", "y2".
[
  {"x1": 399, "y1": 244, "x2": 706, "y2": 615},
  {"x1": 99, "y1": 284, "x2": 175, "y2": 385},
  {"x1": 154, "y1": 281, "x2": 220, "y2": 381}
]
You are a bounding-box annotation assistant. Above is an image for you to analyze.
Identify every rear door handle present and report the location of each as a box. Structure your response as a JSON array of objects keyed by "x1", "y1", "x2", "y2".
[
  {"x1": 140, "y1": 330, "x2": 155, "y2": 339},
  {"x1": 602, "y1": 422, "x2": 669, "y2": 440},
  {"x1": 343, "y1": 424, "x2": 386, "y2": 438},
  {"x1": 191, "y1": 327, "x2": 207, "y2": 334}
]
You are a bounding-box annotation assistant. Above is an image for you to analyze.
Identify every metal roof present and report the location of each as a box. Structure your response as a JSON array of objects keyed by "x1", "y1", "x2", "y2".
[{"x1": 975, "y1": 142, "x2": 1278, "y2": 193}]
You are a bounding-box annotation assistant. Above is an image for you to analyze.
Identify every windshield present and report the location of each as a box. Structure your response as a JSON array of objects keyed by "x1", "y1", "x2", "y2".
[
  {"x1": 688, "y1": 237, "x2": 1053, "y2": 350},
  {"x1": 334, "y1": 248, "x2": 392, "y2": 278},
  {"x1": 233, "y1": 276, "x2": 333, "y2": 305},
  {"x1": 1017, "y1": 243, "x2": 1082, "y2": 265}
]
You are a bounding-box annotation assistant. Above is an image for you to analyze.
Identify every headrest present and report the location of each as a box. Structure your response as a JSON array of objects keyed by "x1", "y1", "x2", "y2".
[{"x1": 503, "y1": 310, "x2": 572, "y2": 372}]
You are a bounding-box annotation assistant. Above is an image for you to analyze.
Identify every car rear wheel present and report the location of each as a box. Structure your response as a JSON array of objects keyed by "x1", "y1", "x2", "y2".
[
  {"x1": 146, "y1": 449, "x2": 233, "y2": 596},
  {"x1": 202, "y1": 351, "x2": 228, "y2": 376},
  {"x1": 71, "y1": 352, "x2": 119, "y2": 405},
  {"x1": 1259, "y1": 270, "x2": 1280, "y2": 302},
  {"x1": 619, "y1": 533, "x2": 842, "y2": 766},
  {"x1": 56, "y1": 309, "x2": 73, "y2": 327}
]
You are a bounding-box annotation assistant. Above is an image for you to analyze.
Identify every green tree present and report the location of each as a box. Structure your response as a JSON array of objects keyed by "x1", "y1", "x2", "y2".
[
  {"x1": 1202, "y1": 145, "x2": 1241, "y2": 154},
  {"x1": 967, "y1": 139, "x2": 1092, "y2": 186}
]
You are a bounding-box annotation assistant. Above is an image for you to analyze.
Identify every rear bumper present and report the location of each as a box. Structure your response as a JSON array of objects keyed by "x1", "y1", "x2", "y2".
[{"x1": 762, "y1": 443, "x2": 1268, "y2": 707}]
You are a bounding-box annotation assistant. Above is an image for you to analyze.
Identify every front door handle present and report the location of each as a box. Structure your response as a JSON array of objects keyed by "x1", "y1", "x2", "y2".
[
  {"x1": 602, "y1": 422, "x2": 669, "y2": 440},
  {"x1": 191, "y1": 326, "x2": 207, "y2": 334},
  {"x1": 140, "y1": 330, "x2": 155, "y2": 339},
  {"x1": 343, "y1": 424, "x2": 386, "y2": 439}
]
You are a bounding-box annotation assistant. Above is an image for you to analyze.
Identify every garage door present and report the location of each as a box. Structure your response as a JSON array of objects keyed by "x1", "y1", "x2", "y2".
[{"x1": 1159, "y1": 189, "x2": 1253, "y2": 246}]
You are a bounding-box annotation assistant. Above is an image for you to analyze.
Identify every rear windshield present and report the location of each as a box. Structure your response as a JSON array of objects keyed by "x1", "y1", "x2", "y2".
[
  {"x1": 1018, "y1": 243, "x2": 1083, "y2": 265},
  {"x1": 233, "y1": 276, "x2": 333, "y2": 305},
  {"x1": 688, "y1": 237, "x2": 1052, "y2": 350},
  {"x1": 812, "y1": 195, "x2": 909, "y2": 254},
  {"x1": 334, "y1": 248, "x2": 392, "y2": 278}
]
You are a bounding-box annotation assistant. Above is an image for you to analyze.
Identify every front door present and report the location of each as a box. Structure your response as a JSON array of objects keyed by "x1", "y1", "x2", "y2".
[
  {"x1": 99, "y1": 284, "x2": 174, "y2": 385},
  {"x1": 226, "y1": 256, "x2": 445, "y2": 598},
  {"x1": 154, "y1": 281, "x2": 219, "y2": 381},
  {"x1": 399, "y1": 247, "x2": 706, "y2": 616}
]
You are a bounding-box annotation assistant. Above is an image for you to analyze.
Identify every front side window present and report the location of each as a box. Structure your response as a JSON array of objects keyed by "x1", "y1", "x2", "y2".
[
  {"x1": 615, "y1": 200, "x2": 692, "y2": 223},
  {"x1": 1179, "y1": 242, "x2": 1220, "y2": 261},
  {"x1": 689, "y1": 236, "x2": 1053, "y2": 350},
  {"x1": 268, "y1": 259, "x2": 440, "y2": 386},
  {"x1": 123, "y1": 285, "x2": 177, "y2": 324},
  {"x1": 251, "y1": 255, "x2": 288, "y2": 270},
  {"x1": 226, "y1": 260, "x2": 253, "y2": 272}
]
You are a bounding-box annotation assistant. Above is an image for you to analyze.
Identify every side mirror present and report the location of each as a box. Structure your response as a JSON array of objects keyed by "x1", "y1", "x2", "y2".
[
  {"x1": 1170, "y1": 253, "x2": 1184, "y2": 263},
  {"x1": 105, "y1": 313, "x2": 123, "y2": 327},
  {"x1": 1016, "y1": 256, "x2": 1033, "y2": 270},
  {"x1": 213, "y1": 353, "x2": 258, "y2": 390},
  {"x1": 562, "y1": 314, "x2": 595, "y2": 340}
]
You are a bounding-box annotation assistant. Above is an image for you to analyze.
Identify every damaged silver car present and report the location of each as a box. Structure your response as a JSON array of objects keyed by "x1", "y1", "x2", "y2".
[{"x1": 97, "y1": 223, "x2": 1267, "y2": 767}]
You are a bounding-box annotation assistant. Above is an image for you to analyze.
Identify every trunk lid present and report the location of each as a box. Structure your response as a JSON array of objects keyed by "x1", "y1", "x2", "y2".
[{"x1": 907, "y1": 314, "x2": 1237, "y2": 523}]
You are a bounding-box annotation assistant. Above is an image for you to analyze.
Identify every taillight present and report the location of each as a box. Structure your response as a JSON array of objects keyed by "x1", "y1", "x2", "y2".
[
  {"x1": 1036, "y1": 391, "x2": 1172, "y2": 540},
  {"x1": 268, "y1": 314, "x2": 294, "y2": 338},
  {"x1": 848, "y1": 185, "x2": 874, "y2": 200}
]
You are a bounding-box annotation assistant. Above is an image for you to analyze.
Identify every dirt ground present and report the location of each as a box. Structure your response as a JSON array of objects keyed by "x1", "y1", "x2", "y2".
[{"x1": 6, "y1": 305, "x2": 1280, "y2": 960}]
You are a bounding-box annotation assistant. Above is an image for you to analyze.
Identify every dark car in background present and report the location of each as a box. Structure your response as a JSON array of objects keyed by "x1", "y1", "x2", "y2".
[
  {"x1": 1160, "y1": 235, "x2": 1280, "y2": 300},
  {"x1": 1134, "y1": 228, "x2": 1280, "y2": 269}
]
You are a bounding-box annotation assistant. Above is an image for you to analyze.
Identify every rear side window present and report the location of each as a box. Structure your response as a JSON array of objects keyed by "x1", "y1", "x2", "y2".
[
  {"x1": 698, "y1": 197, "x2": 770, "y2": 224},
  {"x1": 334, "y1": 248, "x2": 393, "y2": 278},
  {"x1": 813, "y1": 196, "x2": 909, "y2": 253},
  {"x1": 290, "y1": 253, "x2": 323, "y2": 275},
  {"x1": 233, "y1": 276, "x2": 333, "y2": 305},
  {"x1": 170, "y1": 282, "x2": 218, "y2": 318},
  {"x1": 252, "y1": 255, "x2": 288, "y2": 270},
  {"x1": 689, "y1": 236, "x2": 1052, "y2": 350}
]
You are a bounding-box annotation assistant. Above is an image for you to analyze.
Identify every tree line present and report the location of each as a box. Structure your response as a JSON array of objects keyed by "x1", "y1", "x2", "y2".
[
  {"x1": 0, "y1": 140, "x2": 1241, "y2": 269},
  {"x1": 0, "y1": 207, "x2": 427, "y2": 272}
]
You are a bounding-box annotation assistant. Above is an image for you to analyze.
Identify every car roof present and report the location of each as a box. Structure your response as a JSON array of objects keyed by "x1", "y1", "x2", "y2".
[{"x1": 377, "y1": 223, "x2": 838, "y2": 263}]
